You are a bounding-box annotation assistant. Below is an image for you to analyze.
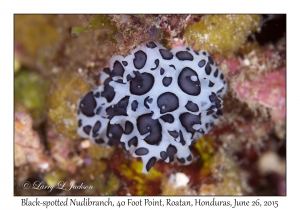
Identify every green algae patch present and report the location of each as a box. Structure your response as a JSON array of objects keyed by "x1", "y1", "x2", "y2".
[
  {"x1": 194, "y1": 135, "x2": 217, "y2": 176},
  {"x1": 14, "y1": 70, "x2": 50, "y2": 119},
  {"x1": 47, "y1": 72, "x2": 91, "y2": 139},
  {"x1": 88, "y1": 144, "x2": 115, "y2": 160},
  {"x1": 44, "y1": 169, "x2": 66, "y2": 187},
  {"x1": 98, "y1": 174, "x2": 120, "y2": 195},
  {"x1": 77, "y1": 160, "x2": 120, "y2": 195},
  {"x1": 71, "y1": 15, "x2": 117, "y2": 44},
  {"x1": 184, "y1": 15, "x2": 262, "y2": 54},
  {"x1": 14, "y1": 59, "x2": 21, "y2": 73}
]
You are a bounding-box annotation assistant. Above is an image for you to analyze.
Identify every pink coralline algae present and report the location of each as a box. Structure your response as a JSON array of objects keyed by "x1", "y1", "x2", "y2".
[
  {"x1": 46, "y1": 127, "x2": 82, "y2": 173},
  {"x1": 226, "y1": 58, "x2": 241, "y2": 77},
  {"x1": 234, "y1": 67, "x2": 286, "y2": 122},
  {"x1": 14, "y1": 112, "x2": 53, "y2": 171}
]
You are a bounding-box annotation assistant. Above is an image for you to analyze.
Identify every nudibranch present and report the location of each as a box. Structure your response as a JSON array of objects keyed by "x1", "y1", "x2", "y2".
[{"x1": 77, "y1": 41, "x2": 227, "y2": 173}]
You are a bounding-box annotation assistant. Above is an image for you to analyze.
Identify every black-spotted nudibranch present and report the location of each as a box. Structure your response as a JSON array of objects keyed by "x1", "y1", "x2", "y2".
[{"x1": 77, "y1": 41, "x2": 227, "y2": 173}]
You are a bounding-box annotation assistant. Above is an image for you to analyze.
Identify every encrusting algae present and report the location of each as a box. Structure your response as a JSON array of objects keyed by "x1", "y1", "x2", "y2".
[{"x1": 184, "y1": 15, "x2": 262, "y2": 54}]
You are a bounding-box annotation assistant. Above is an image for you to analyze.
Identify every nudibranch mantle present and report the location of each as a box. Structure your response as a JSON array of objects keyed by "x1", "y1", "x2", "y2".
[{"x1": 77, "y1": 41, "x2": 227, "y2": 173}]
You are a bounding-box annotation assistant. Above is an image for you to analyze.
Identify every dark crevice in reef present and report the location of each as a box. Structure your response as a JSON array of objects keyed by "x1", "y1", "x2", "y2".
[{"x1": 251, "y1": 14, "x2": 286, "y2": 46}]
